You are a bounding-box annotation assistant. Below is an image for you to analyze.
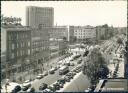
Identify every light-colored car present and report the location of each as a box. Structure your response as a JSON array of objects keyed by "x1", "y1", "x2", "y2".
[
  {"x1": 22, "y1": 80, "x2": 31, "y2": 91},
  {"x1": 49, "y1": 68, "x2": 55, "y2": 74},
  {"x1": 43, "y1": 71, "x2": 48, "y2": 76},
  {"x1": 36, "y1": 74, "x2": 44, "y2": 79},
  {"x1": 24, "y1": 80, "x2": 30, "y2": 83}
]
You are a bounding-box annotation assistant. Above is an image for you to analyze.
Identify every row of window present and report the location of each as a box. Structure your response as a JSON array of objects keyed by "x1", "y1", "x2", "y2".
[
  {"x1": 76, "y1": 36, "x2": 95, "y2": 38},
  {"x1": 8, "y1": 33, "x2": 30, "y2": 40},
  {"x1": 10, "y1": 42, "x2": 31, "y2": 50},
  {"x1": 10, "y1": 49, "x2": 31, "y2": 59},
  {"x1": 32, "y1": 47, "x2": 49, "y2": 53}
]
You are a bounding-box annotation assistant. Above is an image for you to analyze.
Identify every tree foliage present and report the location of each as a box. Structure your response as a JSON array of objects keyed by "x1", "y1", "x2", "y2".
[
  {"x1": 117, "y1": 38, "x2": 123, "y2": 45},
  {"x1": 82, "y1": 47, "x2": 109, "y2": 85}
]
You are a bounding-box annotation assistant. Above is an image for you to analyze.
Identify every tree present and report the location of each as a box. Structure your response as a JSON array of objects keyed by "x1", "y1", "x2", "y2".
[
  {"x1": 82, "y1": 47, "x2": 109, "y2": 85},
  {"x1": 117, "y1": 38, "x2": 123, "y2": 45}
]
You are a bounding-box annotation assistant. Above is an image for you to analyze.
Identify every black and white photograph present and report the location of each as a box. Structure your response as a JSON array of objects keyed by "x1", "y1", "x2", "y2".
[{"x1": 1, "y1": 1, "x2": 128, "y2": 92}]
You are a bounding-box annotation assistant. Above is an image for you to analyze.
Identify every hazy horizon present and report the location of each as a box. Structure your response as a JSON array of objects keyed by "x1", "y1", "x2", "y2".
[{"x1": 1, "y1": 1, "x2": 127, "y2": 27}]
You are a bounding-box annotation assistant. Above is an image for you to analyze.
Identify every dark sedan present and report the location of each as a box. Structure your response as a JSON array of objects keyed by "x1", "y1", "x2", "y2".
[{"x1": 39, "y1": 83, "x2": 48, "y2": 90}]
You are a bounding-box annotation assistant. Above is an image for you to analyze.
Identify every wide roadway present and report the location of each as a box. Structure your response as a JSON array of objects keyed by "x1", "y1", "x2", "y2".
[{"x1": 31, "y1": 55, "x2": 83, "y2": 91}]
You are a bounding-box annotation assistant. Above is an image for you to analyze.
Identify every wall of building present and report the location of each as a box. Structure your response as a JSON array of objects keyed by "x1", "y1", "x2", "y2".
[
  {"x1": 26, "y1": 6, "x2": 54, "y2": 28},
  {"x1": 50, "y1": 26, "x2": 68, "y2": 40},
  {"x1": 69, "y1": 25, "x2": 96, "y2": 42},
  {"x1": 1, "y1": 27, "x2": 7, "y2": 55},
  {"x1": 31, "y1": 27, "x2": 50, "y2": 64},
  {"x1": 1, "y1": 25, "x2": 32, "y2": 80}
]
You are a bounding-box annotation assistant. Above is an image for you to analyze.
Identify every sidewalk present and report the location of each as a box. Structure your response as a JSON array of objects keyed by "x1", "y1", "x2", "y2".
[
  {"x1": 108, "y1": 63, "x2": 116, "y2": 78},
  {"x1": 1, "y1": 55, "x2": 66, "y2": 85},
  {"x1": 117, "y1": 60, "x2": 124, "y2": 77}
]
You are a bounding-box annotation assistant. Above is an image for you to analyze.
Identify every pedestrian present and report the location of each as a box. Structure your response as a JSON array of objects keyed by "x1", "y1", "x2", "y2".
[{"x1": 5, "y1": 84, "x2": 7, "y2": 93}]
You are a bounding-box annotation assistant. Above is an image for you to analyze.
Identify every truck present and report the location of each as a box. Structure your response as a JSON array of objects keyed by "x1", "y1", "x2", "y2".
[{"x1": 59, "y1": 66, "x2": 69, "y2": 75}]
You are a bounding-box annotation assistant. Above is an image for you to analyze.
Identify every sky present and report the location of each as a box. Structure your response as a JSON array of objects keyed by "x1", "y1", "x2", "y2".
[{"x1": 1, "y1": 1, "x2": 127, "y2": 27}]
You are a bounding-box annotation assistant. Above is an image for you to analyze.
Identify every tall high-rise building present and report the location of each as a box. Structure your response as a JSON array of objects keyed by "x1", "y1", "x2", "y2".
[{"x1": 26, "y1": 6, "x2": 54, "y2": 28}]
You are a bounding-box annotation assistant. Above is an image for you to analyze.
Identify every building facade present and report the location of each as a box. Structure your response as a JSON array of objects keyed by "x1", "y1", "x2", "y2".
[
  {"x1": 69, "y1": 25, "x2": 96, "y2": 43},
  {"x1": 31, "y1": 27, "x2": 50, "y2": 73},
  {"x1": 49, "y1": 26, "x2": 68, "y2": 40},
  {"x1": 26, "y1": 6, "x2": 54, "y2": 28},
  {"x1": 96, "y1": 26, "x2": 106, "y2": 41},
  {"x1": 1, "y1": 24, "x2": 31, "y2": 80},
  {"x1": 49, "y1": 39, "x2": 59, "y2": 58}
]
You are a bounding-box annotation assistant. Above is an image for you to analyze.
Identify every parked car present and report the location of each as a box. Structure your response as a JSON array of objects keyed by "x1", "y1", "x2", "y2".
[
  {"x1": 24, "y1": 80, "x2": 31, "y2": 83},
  {"x1": 59, "y1": 83, "x2": 64, "y2": 88},
  {"x1": 66, "y1": 73, "x2": 74, "y2": 79},
  {"x1": 49, "y1": 68, "x2": 55, "y2": 74},
  {"x1": 27, "y1": 87, "x2": 35, "y2": 92},
  {"x1": 42, "y1": 88, "x2": 52, "y2": 92},
  {"x1": 39, "y1": 83, "x2": 48, "y2": 90},
  {"x1": 65, "y1": 62, "x2": 70, "y2": 66},
  {"x1": 71, "y1": 71, "x2": 76, "y2": 75},
  {"x1": 70, "y1": 58, "x2": 74, "y2": 61},
  {"x1": 77, "y1": 59, "x2": 82, "y2": 64},
  {"x1": 57, "y1": 78, "x2": 66, "y2": 84},
  {"x1": 22, "y1": 86, "x2": 29, "y2": 91},
  {"x1": 53, "y1": 83, "x2": 60, "y2": 90},
  {"x1": 64, "y1": 76, "x2": 70, "y2": 82},
  {"x1": 36, "y1": 74, "x2": 44, "y2": 79},
  {"x1": 43, "y1": 71, "x2": 48, "y2": 76},
  {"x1": 48, "y1": 85, "x2": 55, "y2": 92},
  {"x1": 22, "y1": 80, "x2": 31, "y2": 89},
  {"x1": 11, "y1": 85, "x2": 21, "y2": 93}
]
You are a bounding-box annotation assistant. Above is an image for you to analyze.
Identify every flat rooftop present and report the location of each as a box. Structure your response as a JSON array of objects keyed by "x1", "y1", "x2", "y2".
[{"x1": 101, "y1": 78, "x2": 128, "y2": 92}]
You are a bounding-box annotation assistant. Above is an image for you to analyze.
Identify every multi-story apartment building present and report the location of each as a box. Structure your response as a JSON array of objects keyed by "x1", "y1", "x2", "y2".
[
  {"x1": 69, "y1": 25, "x2": 96, "y2": 43},
  {"x1": 31, "y1": 27, "x2": 50, "y2": 68},
  {"x1": 49, "y1": 26, "x2": 68, "y2": 58},
  {"x1": 96, "y1": 25, "x2": 115, "y2": 43},
  {"x1": 96, "y1": 26, "x2": 106, "y2": 41},
  {"x1": 26, "y1": 6, "x2": 54, "y2": 28},
  {"x1": 50, "y1": 26, "x2": 68, "y2": 40},
  {"x1": 1, "y1": 23, "x2": 31, "y2": 80}
]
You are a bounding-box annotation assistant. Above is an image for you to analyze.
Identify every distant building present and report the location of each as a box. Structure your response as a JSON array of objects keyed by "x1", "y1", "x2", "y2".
[
  {"x1": 96, "y1": 26, "x2": 106, "y2": 41},
  {"x1": 68, "y1": 26, "x2": 76, "y2": 44},
  {"x1": 96, "y1": 25, "x2": 115, "y2": 43},
  {"x1": 1, "y1": 24, "x2": 31, "y2": 80},
  {"x1": 69, "y1": 25, "x2": 96, "y2": 43},
  {"x1": 49, "y1": 26, "x2": 68, "y2": 40},
  {"x1": 26, "y1": 6, "x2": 54, "y2": 28}
]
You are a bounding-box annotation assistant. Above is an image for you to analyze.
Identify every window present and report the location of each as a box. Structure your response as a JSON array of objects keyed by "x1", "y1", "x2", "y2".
[
  {"x1": 20, "y1": 50, "x2": 22, "y2": 56},
  {"x1": 17, "y1": 43, "x2": 19, "y2": 48},
  {"x1": 28, "y1": 49, "x2": 30, "y2": 55},
  {"x1": 9, "y1": 35, "x2": 11, "y2": 40},
  {"x1": 22, "y1": 42, "x2": 24, "y2": 47},
  {"x1": 28, "y1": 42, "x2": 30, "y2": 46},
  {"x1": 17, "y1": 34, "x2": 18, "y2": 39},
  {"x1": 11, "y1": 53, "x2": 14, "y2": 59},
  {"x1": 17, "y1": 51, "x2": 18, "y2": 57},
  {"x1": 12, "y1": 43, "x2": 14, "y2": 50}
]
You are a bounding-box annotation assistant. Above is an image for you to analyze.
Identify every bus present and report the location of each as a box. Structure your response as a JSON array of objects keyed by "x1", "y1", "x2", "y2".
[{"x1": 59, "y1": 66, "x2": 69, "y2": 75}]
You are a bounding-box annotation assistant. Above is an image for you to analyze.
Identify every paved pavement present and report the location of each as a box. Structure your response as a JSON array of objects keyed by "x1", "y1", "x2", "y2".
[
  {"x1": 30, "y1": 55, "x2": 83, "y2": 91},
  {"x1": 57, "y1": 72, "x2": 90, "y2": 92}
]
